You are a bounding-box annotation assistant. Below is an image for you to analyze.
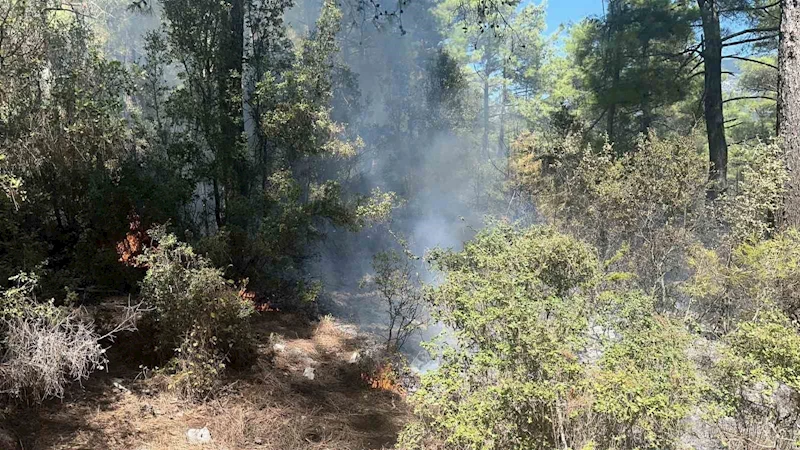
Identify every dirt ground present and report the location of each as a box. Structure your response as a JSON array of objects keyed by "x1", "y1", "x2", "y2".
[{"x1": 1, "y1": 311, "x2": 410, "y2": 450}]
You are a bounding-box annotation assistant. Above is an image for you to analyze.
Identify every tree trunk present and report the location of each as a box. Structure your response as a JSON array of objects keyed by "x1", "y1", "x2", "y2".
[
  {"x1": 482, "y1": 70, "x2": 490, "y2": 155},
  {"x1": 699, "y1": 0, "x2": 729, "y2": 199},
  {"x1": 212, "y1": 177, "x2": 223, "y2": 230},
  {"x1": 219, "y1": 0, "x2": 246, "y2": 199},
  {"x1": 640, "y1": 40, "x2": 653, "y2": 133},
  {"x1": 780, "y1": 0, "x2": 800, "y2": 228},
  {"x1": 605, "y1": 0, "x2": 622, "y2": 150},
  {"x1": 499, "y1": 62, "x2": 507, "y2": 160},
  {"x1": 243, "y1": 0, "x2": 258, "y2": 156}
]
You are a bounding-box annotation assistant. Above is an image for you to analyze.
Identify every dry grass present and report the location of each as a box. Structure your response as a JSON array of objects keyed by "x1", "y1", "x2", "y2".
[{"x1": 3, "y1": 311, "x2": 410, "y2": 450}]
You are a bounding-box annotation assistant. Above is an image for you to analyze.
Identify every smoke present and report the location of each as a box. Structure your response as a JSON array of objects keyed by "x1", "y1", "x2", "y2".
[
  {"x1": 96, "y1": 0, "x2": 485, "y2": 368},
  {"x1": 292, "y1": 0, "x2": 492, "y2": 368},
  {"x1": 87, "y1": 2, "x2": 162, "y2": 63}
]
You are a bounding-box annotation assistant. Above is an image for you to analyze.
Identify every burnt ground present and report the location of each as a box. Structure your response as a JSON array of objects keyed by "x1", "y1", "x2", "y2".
[{"x1": 1, "y1": 311, "x2": 410, "y2": 450}]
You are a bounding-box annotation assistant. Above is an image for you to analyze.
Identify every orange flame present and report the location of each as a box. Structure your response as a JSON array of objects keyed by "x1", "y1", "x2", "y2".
[
  {"x1": 116, "y1": 211, "x2": 150, "y2": 267},
  {"x1": 255, "y1": 303, "x2": 280, "y2": 312},
  {"x1": 239, "y1": 289, "x2": 280, "y2": 312},
  {"x1": 361, "y1": 363, "x2": 406, "y2": 396}
]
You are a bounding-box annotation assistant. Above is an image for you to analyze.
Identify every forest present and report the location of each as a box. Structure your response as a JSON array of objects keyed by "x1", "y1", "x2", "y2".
[{"x1": 0, "y1": 0, "x2": 799, "y2": 448}]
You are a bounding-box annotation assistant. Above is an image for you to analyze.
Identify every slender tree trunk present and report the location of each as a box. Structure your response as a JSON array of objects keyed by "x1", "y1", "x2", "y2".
[
  {"x1": 780, "y1": 0, "x2": 800, "y2": 228},
  {"x1": 213, "y1": 177, "x2": 223, "y2": 230},
  {"x1": 243, "y1": 0, "x2": 258, "y2": 156},
  {"x1": 605, "y1": 0, "x2": 621, "y2": 149},
  {"x1": 699, "y1": 0, "x2": 728, "y2": 199},
  {"x1": 640, "y1": 40, "x2": 653, "y2": 133},
  {"x1": 483, "y1": 70, "x2": 490, "y2": 155},
  {"x1": 219, "y1": 0, "x2": 245, "y2": 200},
  {"x1": 607, "y1": 102, "x2": 617, "y2": 145},
  {"x1": 51, "y1": 196, "x2": 62, "y2": 229},
  {"x1": 499, "y1": 65, "x2": 507, "y2": 160}
]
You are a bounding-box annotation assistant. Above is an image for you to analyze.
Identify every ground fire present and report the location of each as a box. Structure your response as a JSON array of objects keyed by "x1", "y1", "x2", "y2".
[{"x1": 361, "y1": 362, "x2": 406, "y2": 396}]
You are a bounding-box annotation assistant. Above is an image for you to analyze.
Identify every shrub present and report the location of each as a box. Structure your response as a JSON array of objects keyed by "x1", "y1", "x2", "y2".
[
  {"x1": 511, "y1": 132, "x2": 708, "y2": 307},
  {"x1": 0, "y1": 273, "x2": 137, "y2": 403},
  {"x1": 686, "y1": 231, "x2": 800, "y2": 448},
  {"x1": 1, "y1": 307, "x2": 107, "y2": 402},
  {"x1": 399, "y1": 224, "x2": 700, "y2": 450},
  {"x1": 137, "y1": 226, "x2": 254, "y2": 399},
  {"x1": 723, "y1": 141, "x2": 787, "y2": 244},
  {"x1": 361, "y1": 249, "x2": 424, "y2": 352},
  {"x1": 706, "y1": 310, "x2": 800, "y2": 449},
  {"x1": 588, "y1": 292, "x2": 700, "y2": 449}
]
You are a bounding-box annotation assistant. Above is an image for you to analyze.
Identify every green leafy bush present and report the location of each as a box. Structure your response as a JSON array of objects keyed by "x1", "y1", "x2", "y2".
[
  {"x1": 399, "y1": 224, "x2": 700, "y2": 450},
  {"x1": 685, "y1": 230, "x2": 800, "y2": 448},
  {"x1": 511, "y1": 132, "x2": 708, "y2": 307},
  {"x1": 722, "y1": 141, "x2": 787, "y2": 243},
  {"x1": 138, "y1": 226, "x2": 254, "y2": 399}
]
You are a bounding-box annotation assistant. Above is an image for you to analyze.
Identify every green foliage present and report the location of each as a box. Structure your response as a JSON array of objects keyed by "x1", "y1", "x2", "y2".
[
  {"x1": 726, "y1": 57, "x2": 778, "y2": 148},
  {"x1": 685, "y1": 231, "x2": 800, "y2": 447},
  {"x1": 589, "y1": 292, "x2": 700, "y2": 448},
  {"x1": 150, "y1": 0, "x2": 383, "y2": 303},
  {"x1": 514, "y1": 132, "x2": 706, "y2": 246},
  {"x1": 685, "y1": 229, "x2": 800, "y2": 331},
  {"x1": 0, "y1": 154, "x2": 23, "y2": 209},
  {"x1": 512, "y1": 132, "x2": 708, "y2": 304},
  {"x1": 401, "y1": 224, "x2": 700, "y2": 449},
  {"x1": 569, "y1": 0, "x2": 697, "y2": 149},
  {"x1": 723, "y1": 141, "x2": 787, "y2": 243},
  {"x1": 706, "y1": 311, "x2": 800, "y2": 449},
  {"x1": 0, "y1": 4, "x2": 191, "y2": 296},
  {"x1": 138, "y1": 227, "x2": 254, "y2": 398},
  {"x1": 722, "y1": 311, "x2": 800, "y2": 393}
]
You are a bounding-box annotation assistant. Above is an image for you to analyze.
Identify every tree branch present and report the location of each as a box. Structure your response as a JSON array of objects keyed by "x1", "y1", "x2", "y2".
[
  {"x1": 722, "y1": 27, "x2": 779, "y2": 42},
  {"x1": 723, "y1": 95, "x2": 776, "y2": 104},
  {"x1": 723, "y1": 34, "x2": 779, "y2": 48},
  {"x1": 720, "y1": 1, "x2": 780, "y2": 14},
  {"x1": 722, "y1": 55, "x2": 778, "y2": 70}
]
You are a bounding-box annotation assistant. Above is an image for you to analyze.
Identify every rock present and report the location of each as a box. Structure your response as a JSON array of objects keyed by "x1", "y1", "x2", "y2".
[
  {"x1": 112, "y1": 379, "x2": 130, "y2": 394},
  {"x1": 186, "y1": 427, "x2": 212, "y2": 445},
  {"x1": 273, "y1": 343, "x2": 286, "y2": 352},
  {"x1": 303, "y1": 367, "x2": 315, "y2": 380},
  {"x1": 348, "y1": 351, "x2": 360, "y2": 364},
  {"x1": 254, "y1": 437, "x2": 263, "y2": 445}
]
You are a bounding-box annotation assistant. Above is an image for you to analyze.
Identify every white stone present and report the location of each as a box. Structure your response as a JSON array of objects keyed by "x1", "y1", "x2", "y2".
[
  {"x1": 303, "y1": 367, "x2": 315, "y2": 380},
  {"x1": 186, "y1": 427, "x2": 212, "y2": 445}
]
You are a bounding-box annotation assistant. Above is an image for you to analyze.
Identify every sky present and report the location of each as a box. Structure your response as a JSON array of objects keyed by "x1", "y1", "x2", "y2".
[{"x1": 544, "y1": 0, "x2": 605, "y2": 32}]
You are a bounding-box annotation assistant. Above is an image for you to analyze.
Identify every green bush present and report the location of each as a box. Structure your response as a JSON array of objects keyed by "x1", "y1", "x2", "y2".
[
  {"x1": 686, "y1": 230, "x2": 800, "y2": 448},
  {"x1": 511, "y1": 132, "x2": 709, "y2": 309},
  {"x1": 138, "y1": 226, "x2": 254, "y2": 399},
  {"x1": 399, "y1": 224, "x2": 700, "y2": 450}
]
